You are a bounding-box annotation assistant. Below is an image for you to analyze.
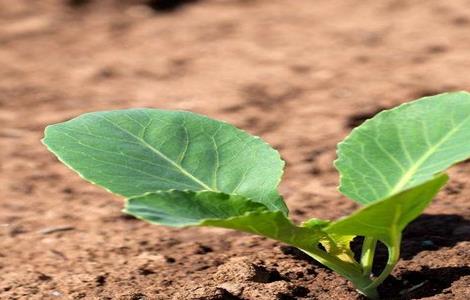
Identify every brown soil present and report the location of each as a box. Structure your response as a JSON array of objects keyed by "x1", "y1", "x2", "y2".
[{"x1": 1, "y1": 0, "x2": 469, "y2": 299}]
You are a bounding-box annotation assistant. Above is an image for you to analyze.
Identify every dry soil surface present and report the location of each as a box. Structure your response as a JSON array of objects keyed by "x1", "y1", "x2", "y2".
[{"x1": 1, "y1": 0, "x2": 469, "y2": 299}]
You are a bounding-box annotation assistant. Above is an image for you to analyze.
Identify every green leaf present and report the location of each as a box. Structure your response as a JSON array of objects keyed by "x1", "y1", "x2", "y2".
[
  {"x1": 204, "y1": 211, "x2": 322, "y2": 246},
  {"x1": 325, "y1": 174, "x2": 448, "y2": 246},
  {"x1": 336, "y1": 92, "x2": 470, "y2": 204},
  {"x1": 125, "y1": 190, "x2": 268, "y2": 227},
  {"x1": 301, "y1": 220, "x2": 357, "y2": 265},
  {"x1": 125, "y1": 190, "x2": 324, "y2": 248},
  {"x1": 42, "y1": 109, "x2": 287, "y2": 213},
  {"x1": 301, "y1": 218, "x2": 331, "y2": 229}
]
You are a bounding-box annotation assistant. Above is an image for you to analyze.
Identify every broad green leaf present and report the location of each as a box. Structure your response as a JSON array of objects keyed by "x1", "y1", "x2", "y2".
[
  {"x1": 325, "y1": 174, "x2": 448, "y2": 246},
  {"x1": 336, "y1": 92, "x2": 470, "y2": 204},
  {"x1": 125, "y1": 190, "x2": 324, "y2": 248},
  {"x1": 43, "y1": 109, "x2": 287, "y2": 213}
]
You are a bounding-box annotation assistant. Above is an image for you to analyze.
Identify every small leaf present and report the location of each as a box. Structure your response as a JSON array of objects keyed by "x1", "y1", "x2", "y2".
[
  {"x1": 43, "y1": 109, "x2": 287, "y2": 213},
  {"x1": 336, "y1": 92, "x2": 470, "y2": 204},
  {"x1": 325, "y1": 174, "x2": 448, "y2": 246},
  {"x1": 125, "y1": 190, "x2": 268, "y2": 227},
  {"x1": 125, "y1": 190, "x2": 324, "y2": 248}
]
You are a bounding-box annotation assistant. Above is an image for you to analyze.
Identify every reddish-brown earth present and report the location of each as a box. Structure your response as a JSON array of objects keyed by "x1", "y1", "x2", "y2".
[{"x1": 1, "y1": 0, "x2": 469, "y2": 299}]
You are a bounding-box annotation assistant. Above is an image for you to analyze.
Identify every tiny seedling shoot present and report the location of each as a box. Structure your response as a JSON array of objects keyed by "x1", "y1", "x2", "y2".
[{"x1": 43, "y1": 92, "x2": 470, "y2": 299}]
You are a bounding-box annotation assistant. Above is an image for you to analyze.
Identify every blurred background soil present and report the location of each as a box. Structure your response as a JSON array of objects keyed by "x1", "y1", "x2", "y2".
[{"x1": 0, "y1": 0, "x2": 469, "y2": 299}]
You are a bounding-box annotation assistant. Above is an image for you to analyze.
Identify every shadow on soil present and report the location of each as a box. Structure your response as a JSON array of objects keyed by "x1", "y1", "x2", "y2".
[
  {"x1": 372, "y1": 214, "x2": 469, "y2": 298},
  {"x1": 66, "y1": 0, "x2": 202, "y2": 12},
  {"x1": 145, "y1": 0, "x2": 201, "y2": 12},
  {"x1": 380, "y1": 266, "x2": 470, "y2": 299},
  {"x1": 282, "y1": 214, "x2": 469, "y2": 299},
  {"x1": 401, "y1": 213, "x2": 470, "y2": 259},
  {"x1": 379, "y1": 214, "x2": 470, "y2": 298}
]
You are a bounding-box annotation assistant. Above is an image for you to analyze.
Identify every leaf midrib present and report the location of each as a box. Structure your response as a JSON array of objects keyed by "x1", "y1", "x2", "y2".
[
  {"x1": 388, "y1": 114, "x2": 470, "y2": 196},
  {"x1": 99, "y1": 115, "x2": 214, "y2": 191}
]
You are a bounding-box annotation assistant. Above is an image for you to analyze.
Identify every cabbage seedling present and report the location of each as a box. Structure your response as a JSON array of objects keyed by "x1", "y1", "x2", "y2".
[{"x1": 43, "y1": 92, "x2": 470, "y2": 299}]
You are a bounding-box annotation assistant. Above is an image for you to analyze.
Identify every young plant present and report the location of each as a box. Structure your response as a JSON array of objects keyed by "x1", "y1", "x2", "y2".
[{"x1": 42, "y1": 92, "x2": 470, "y2": 299}]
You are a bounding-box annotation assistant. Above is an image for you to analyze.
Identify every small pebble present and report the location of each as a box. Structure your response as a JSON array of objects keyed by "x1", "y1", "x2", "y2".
[
  {"x1": 50, "y1": 290, "x2": 62, "y2": 297},
  {"x1": 420, "y1": 240, "x2": 437, "y2": 249}
]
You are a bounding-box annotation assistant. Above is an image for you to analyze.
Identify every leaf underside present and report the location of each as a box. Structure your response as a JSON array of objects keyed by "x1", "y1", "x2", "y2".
[
  {"x1": 125, "y1": 190, "x2": 324, "y2": 247},
  {"x1": 336, "y1": 91, "x2": 470, "y2": 205},
  {"x1": 43, "y1": 109, "x2": 287, "y2": 213},
  {"x1": 125, "y1": 190, "x2": 268, "y2": 227}
]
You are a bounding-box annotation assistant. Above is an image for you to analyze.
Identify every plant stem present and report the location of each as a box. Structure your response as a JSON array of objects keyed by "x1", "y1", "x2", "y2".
[
  {"x1": 360, "y1": 237, "x2": 377, "y2": 276},
  {"x1": 365, "y1": 233, "x2": 401, "y2": 291},
  {"x1": 300, "y1": 246, "x2": 379, "y2": 299},
  {"x1": 301, "y1": 247, "x2": 361, "y2": 280}
]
